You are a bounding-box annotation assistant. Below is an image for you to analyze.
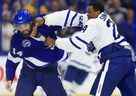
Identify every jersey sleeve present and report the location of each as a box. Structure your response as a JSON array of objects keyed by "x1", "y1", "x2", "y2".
[
  {"x1": 6, "y1": 35, "x2": 22, "y2": 81},
  {"x1": 54, "y1": 47, "x2": 69, "y2": 63},
  {"x1": 55, "y1": 19, "x2": 98, "y2": 52},
  {"x1": 82, "y1": 14, "x2": 88, "y2": 26},
  {"x1": 43, "y1": 15, "x2": 49, "y2": 25},
  {"x1": 37, "y1": 24, "x2": 62, "y2": 39},
  {"x1": 43, "y1": 13, "x2": 59, "y2": 26}
]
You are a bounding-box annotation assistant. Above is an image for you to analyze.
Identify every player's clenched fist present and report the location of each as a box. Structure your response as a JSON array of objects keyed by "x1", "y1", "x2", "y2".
[
  {"x1": 46, "y1": 36, "x2": 55, "y2": 48},
  {"x1": 5, "y1": 80, "x2": 12, "y2": 92},
  {"x1": 34, "y1": 17, "x2": 44, "y2": 27}
]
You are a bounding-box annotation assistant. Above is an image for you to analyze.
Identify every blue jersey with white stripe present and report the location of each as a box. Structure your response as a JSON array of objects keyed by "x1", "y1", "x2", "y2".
[{"x1": 6, "y1": 31, "x2": 68, "y2": 80}]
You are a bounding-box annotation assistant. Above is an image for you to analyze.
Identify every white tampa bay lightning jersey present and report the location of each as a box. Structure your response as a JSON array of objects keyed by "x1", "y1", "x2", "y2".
[
  {"x1": 55, "y1": 12, "x2": 130, "y2": 52},
  {"x1": 43, "y1": 9, "x2": 88, "y2": 28}
]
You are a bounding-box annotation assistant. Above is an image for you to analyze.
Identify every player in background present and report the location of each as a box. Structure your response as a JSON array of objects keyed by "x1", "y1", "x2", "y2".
[
  {"x1": 5, "y1": 9, "x2": 68, "y2": 96},
  {"x1": 49, "y1": 2, "x2": 136, "y2": 96}
]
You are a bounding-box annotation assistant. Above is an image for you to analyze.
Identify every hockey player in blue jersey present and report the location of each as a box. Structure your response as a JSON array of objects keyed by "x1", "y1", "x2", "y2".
[
  {"x1": 49, "y1": 2, "x2": 136, "y2": 96},
  {"x1": 5, "y1": 9, "x2": 67, "y2": 96}
]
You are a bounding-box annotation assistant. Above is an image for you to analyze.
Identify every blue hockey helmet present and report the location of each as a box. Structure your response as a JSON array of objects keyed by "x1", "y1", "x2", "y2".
[{"x1": 13, "y1": 9, "x2": 33, "y2": 25}]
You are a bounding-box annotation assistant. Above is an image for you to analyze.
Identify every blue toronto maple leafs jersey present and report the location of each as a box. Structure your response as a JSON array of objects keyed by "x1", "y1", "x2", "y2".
[{"x1": 6, "y1": 31, "x2": 68, "y2": 80}]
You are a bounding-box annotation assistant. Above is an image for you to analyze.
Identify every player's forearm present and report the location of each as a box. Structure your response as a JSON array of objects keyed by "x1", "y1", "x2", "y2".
[
  {"x1": 56, "y1": 49, "x2": 69, "y2": 63},
  {"x1": 6, "y1": 52, "x2": 20, "y2": 81},
  {"x1": 6, "y1": 60, "x2": 18, "y2": 81},
  {"x1": 37, "y1": 25, "x2": 58, "y2": 39}
]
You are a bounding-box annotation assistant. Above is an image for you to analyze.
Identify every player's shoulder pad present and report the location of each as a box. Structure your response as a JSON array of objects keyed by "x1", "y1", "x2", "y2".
[
  {"x1": 97, "y1": 12, "x2": 110, "y2": 23},
  {"x1": 11, "y1": 30, "x2": 22, "y2": 40},
  {"x1": 86, "y1": 19, "x2": 98, "y2": 26}
]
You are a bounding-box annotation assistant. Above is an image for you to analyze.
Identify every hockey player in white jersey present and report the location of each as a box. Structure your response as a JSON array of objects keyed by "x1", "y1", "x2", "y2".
[
  {"x1": 35, "y1": 0, "x2": 102, "y2": 95},
  {"x1": 48, "y1": 2, "x2": 136, "y2": 96}
]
